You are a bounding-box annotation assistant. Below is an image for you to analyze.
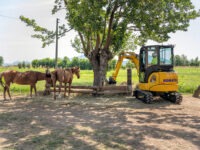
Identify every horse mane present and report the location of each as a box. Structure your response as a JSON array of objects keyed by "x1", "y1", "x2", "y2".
[{"x1": 65, "y1": 68, "x2": 73, "y2": 74}]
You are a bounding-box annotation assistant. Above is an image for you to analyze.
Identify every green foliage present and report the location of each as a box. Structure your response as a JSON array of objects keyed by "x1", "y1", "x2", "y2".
[
  {"x1": 108, "y1": 59, "x2": 117, "y2": 71},
  {"x1": 190, "y1": 57, "x2": 200, "y2": 66},
  {"x1": 22, "y1": 61, "x2": 26, "y2": 68},
  {"x1": 0, "y1": 56, "x2": 3, "y2": 66},
  {"x1": 20, "y1": 0, "x2": 200, "y2": 56},
  {"x1": 18, "y1": 62, "x2": 22, "y2": 69},
  {"x1": 17, "y1": 61, "x2": 31, "y2": 69},
  {"x1": 31, "y1": 57, "x2": 91, "y2": 70},
  {"x1": 79, "y1": 58, "x2": 92, "y2": 70},
  {"x1": 126, "y1": 60, "x2": 135, "y2": 69},
  {"x1": 69, "y1": 57, "x2": 79, "y2": 67},
  {"x1": 59, "y1": 56, "x2": 70, "y2": 68},
  {"x1": 175, "y1": 55, "x2": 200, "y2": 66},
  {"x1": 64, "y1": 0, "x2": 199, "y2": 52},
  {"x1": 20, "y1": 16, "x2": 56, "y2": 48}
]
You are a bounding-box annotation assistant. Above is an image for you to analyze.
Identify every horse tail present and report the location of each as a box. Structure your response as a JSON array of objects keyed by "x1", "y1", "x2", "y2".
[
  {"x1": 0, "y1": 73, "x2": 5, "y2": 88},
  {"x1": 55, "y1": 70, "x2": 59, "y2": 81}
]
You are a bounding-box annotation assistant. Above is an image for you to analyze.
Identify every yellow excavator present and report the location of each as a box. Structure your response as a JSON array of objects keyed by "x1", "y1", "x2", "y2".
[{"x1": 108, "y1": 45, "x2": 182, "y2": 104}]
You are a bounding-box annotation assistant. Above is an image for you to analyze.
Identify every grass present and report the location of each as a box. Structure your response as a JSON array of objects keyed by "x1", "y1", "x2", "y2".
[
  {"x1": 175, "y1": 67, "x2": 200, "y2": 93},
  {"x1": 0, "y1": 66, "x2": 200, "y2": 94}
]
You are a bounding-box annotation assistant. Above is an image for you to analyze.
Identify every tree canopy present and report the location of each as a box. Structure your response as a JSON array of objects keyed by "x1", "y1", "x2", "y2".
[
  {"x1": 20, "y1": 0, "x2": 199, "y2": 56},
  {"x1": 20, "y1": 0, "x2": 200, "y2": 86},
  {"x1": 61, "y1": 0, "x2": 199, "y2": 56}
]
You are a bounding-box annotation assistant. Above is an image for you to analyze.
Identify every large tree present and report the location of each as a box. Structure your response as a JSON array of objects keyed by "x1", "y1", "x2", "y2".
[{"x1": 20, "y1": 0, "x2": 199, "y2": 86}]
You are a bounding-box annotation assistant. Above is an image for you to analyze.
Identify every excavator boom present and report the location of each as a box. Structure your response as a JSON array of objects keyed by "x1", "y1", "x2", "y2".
[{"x1": 108, "y1": 52, "x2": 139, "y2": 84}]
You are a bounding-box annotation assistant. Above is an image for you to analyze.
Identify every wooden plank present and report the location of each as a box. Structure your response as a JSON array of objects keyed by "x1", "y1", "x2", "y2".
[
  {"x1": 52, "y1": 85, "x2": 128, "y2": 91},
  {"x1": 97, "y1": 90, "x2": 130, "y2": 95},
  {"x1": 99, "y1": 85, "x2": 127, "y2": 91},
  {"x1": 55, "y1": 85, "x2": 98, "y2": 90},
  {"x1": 70, "y1": 89, "x2": 96, "y2": 94},
  {"x1": 50, "y1": 89, "x2": 95, "y2": 94},
  {"x1": 46, "y1": 85, "x2": 130, "y2": 95}
]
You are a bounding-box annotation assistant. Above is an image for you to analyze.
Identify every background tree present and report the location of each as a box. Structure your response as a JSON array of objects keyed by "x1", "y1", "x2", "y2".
[
  {"x1": 190, "y1": 57, "x2": 200, "y2": 66},
  {"x1": 18, "y1": 62, "x2": 22, "y2": 69},
  {"x1": 32, "y1": 59, "x2": 39, "y2": 68},
  {"x1": 59, "y1": 56, "x2": 70, "y2": 68},
  {"x1": 126, "y1": 60, "x2": 135, "y2": 69},
  {"x1": 174, "y1": 55, "x2": 181, "y2": 66},
  {"x1": 20, "y1": 0, "x2": 199, "y2": 86},
  {"x1": 69, "y1": 57, "x2": 80, "y2": 67},
  {"x1": 79, "y1": 58, "x2": 92, "y2": 70},
  {"x1": 108, "y1": 59, "x2": 117, "y2": 71},
  {"x1": 0, "y1": 56, "x2": 4, "y2": 66}
]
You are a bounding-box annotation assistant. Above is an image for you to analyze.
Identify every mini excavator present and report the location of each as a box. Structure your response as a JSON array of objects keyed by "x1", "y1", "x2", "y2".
[{"x1": 108, "y1": 45, "x2": 182, "y2": 104}]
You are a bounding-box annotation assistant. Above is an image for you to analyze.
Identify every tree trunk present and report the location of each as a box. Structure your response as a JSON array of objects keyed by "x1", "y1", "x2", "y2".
[{"x1": 88, "y1": 48, "x2": 112, "y2": 87}]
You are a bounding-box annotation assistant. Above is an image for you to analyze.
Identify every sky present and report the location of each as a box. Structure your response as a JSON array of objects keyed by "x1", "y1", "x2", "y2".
[{"x1": 0, "y1": 0, "x2": 200, "y2": 64}]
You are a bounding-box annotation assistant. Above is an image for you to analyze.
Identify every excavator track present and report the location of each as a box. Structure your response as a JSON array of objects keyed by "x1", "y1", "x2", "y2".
[
  {"x1": 134, "y1": 89, "x2": 153, "y2": 104},
  {"x1": 160, "y1": 92, "x2": 182, "y2": 104}
]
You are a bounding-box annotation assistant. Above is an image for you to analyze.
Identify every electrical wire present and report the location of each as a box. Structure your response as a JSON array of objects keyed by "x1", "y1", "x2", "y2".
[{"x1": 0, "y1": 14, "x2": 19, "y2": 20}]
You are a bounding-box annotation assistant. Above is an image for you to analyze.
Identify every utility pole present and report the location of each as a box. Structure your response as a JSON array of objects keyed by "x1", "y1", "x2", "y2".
[{"x1": 55, "y1": 18, "x2": 59, "y2": 68}]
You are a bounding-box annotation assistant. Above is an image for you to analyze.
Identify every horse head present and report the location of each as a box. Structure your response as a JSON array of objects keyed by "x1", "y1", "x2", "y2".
[
  {"x1": 45, "y1": 68, "x2": 53, "y2": 86},
  {"x1": 45, "y1": 68, "x2": 51, "y2": 78},
  {"x1": 72, "y1": 67, "x2": 80, "y2": 79}
]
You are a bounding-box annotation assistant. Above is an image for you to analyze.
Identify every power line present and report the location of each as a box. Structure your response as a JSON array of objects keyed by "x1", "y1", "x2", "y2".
[{"x1": 0, "y1": 14, "x2": 19, "y2": 20}]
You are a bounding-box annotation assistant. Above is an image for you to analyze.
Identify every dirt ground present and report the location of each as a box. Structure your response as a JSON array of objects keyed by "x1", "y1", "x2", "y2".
[{"x1": 0, "y1": 93, "x2": 200, "y2": 150}]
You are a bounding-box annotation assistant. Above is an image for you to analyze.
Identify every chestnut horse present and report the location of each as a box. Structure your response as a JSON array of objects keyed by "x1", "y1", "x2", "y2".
[
  {"x1": 50, "y1": 67, "x2": 80, "y2": 99},
  {"x1": 0, "y1": 70, "x2": 51, "y2": 100}
]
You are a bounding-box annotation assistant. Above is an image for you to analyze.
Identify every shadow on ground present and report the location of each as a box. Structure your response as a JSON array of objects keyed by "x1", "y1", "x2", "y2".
[{"x1": 0, "y1": 94, "x2": 200, "y2": 150}]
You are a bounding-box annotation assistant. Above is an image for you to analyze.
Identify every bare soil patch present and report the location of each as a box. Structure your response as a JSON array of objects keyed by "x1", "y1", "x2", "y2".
[{"x1": 0, "y1": 94, "x2": 200, "y2": 150}]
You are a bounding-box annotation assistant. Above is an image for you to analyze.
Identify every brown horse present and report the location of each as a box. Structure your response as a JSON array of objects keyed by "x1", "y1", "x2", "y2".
[
  {"x1": 50, "y1": 67, "x2": 80, "y2": 99},
  {"x1": 0, "y1": 70, "x2": 51, "y2": 100}
]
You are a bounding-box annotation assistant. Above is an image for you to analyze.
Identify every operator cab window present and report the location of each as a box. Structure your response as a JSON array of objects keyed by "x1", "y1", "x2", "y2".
[
  {"x1": 160, "y1": 47, "x2": 173, "y2": 65},
  {"x1": 147, "y1": 47, "x2": 157, "y2": 66}
]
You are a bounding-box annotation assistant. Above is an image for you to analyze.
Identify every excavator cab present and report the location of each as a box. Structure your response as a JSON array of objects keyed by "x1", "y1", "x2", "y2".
[{"x1": 139, "y1": 45, "x2": 174, "y2": 83}]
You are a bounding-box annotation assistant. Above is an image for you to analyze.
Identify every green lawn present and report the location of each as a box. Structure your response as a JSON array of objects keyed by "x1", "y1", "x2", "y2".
[{"x1": 0, "y1": 66, "x2": 200, "y2": 94}]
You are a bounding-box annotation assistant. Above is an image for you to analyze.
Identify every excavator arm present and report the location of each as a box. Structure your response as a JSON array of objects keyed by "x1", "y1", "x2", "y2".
[{"x1": 108, "y1": 52, "x2": 139, "y2": 84}]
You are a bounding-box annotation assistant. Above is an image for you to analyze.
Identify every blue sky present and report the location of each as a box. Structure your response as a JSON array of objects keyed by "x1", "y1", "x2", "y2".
[{"x1": 0, "y1": 0, "x2": 200, "y2": 64}]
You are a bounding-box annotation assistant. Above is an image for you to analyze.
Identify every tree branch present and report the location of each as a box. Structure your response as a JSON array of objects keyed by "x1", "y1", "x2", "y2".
[
  {"x1": 104, "y1": 2, "x2": 119, "y2": 50},
  {"x1": 78, "y1": 31, "x2": 86, "y2": 52},
  {"x1": 95, "y1": 33, "x2": 101, "y2": 50}
]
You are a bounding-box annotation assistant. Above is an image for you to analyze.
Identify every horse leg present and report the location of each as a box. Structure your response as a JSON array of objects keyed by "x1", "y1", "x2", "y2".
[
  {"x1": 64, "y1": 83, "x2": 67, "y2": 98},
  {"x1": 3, "y1": 86, "x2": 6, "y2": 100},
  {"x1": 59, "y1": 82, "x2": 62, "y2": 94},
  {"x1": 53, "y1": 79, "x2": 56, "y2": 100},
  {"x1": 34, "y1": 85, "x2": 37, "y2": 96},
  {"x1": 30, "y1": 85, "x2": 33, "y2": 97},
  {"x1": 6, "y1": 85, "x2": 12, "y2": 100},
  {"x1": 68, "y1": 83, "x2": 71, "y2": 97}
]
